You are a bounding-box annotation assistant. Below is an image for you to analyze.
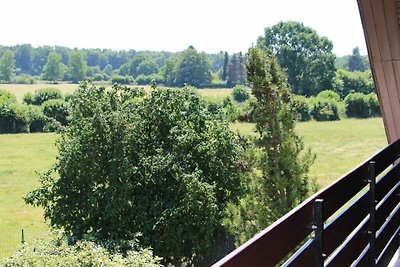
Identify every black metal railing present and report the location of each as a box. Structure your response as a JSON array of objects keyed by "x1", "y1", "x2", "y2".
[{"x1": 213, "y1": 139, "x2": 400, "y2": 266}]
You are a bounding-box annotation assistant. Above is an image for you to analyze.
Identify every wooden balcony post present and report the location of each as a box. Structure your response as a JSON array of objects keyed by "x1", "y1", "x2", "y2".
[
  {"x1": 368, "y1": 161, "x2": 376, "y2": 266},
  {"x1": 313, "y1": 199, "x2": 325, "y2": 267}
]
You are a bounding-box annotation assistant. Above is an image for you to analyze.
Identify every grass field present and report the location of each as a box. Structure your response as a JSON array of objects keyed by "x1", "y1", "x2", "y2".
[
  {"x1": 0, "y1": 133, "x2": 58, "y2": 259},
  {"x1": 0, "y1": 102, "x2": 387, "y2": 259},
  {"x1": 231, "y1": 118, "x2": 387, "y2": 187}
]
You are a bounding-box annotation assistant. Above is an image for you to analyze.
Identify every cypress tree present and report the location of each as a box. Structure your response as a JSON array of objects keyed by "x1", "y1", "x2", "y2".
[
  {"x1": 247, "y1": 47, "x2": 316, "y2": 223},
  {"x1": 222, "y1": 51, "x2": 229, "y2": 81},
  {"x1": 224, "y1": 48, "x2": 316, "y2": 245}
]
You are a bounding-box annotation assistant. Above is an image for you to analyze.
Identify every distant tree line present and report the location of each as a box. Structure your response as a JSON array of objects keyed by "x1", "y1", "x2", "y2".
[
  {"x1": 0, "y1": 21, "x2": 374, "y2": 97},
  {"x1": 0, "y1": 44, "x2": 245, "y2": 88}
]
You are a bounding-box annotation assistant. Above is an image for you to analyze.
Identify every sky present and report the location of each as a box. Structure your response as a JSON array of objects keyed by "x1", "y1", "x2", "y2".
[{"x1": 1, "y1": 0, "x2": 367, "y2": 56}]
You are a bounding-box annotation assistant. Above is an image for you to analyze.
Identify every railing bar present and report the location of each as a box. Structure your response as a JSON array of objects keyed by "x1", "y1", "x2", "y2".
[
  {"x1": 351, "y1": 244, "x2": 369, "y2": 267},
  {"x1": 368, "y1": 161, "x2": 376, "y2": 266},
  {"x1": 376, "y1": 202, "x2": 400, "y2": 238},
  {"x1": 281, "y1": 238, "x2": 314, "y2": 267},
  {"x1": 313, "y1": 199, "x2": 325, "y2": 267},
  {"x1": 376, "y1": 180, "x2": 400, "y2": 210},
  {"x1": 324, "y1": 186, "x2": 369, "y2": 229},
  {"x1": 376, "y1": 225, "x2": 400, "y2": 265},
  {"x1": 325, "y1": 215, "x2": 369, "y2": 266}
]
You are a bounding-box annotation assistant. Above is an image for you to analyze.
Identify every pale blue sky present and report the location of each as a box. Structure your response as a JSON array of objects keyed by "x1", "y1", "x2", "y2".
[{"x1": 1, "y1": 0, "x2": 367, "y2": 56}]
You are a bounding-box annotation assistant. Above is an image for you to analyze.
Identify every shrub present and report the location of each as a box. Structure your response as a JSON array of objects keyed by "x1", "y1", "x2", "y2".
[
  {"x1": 311, "y1": 98, "x2": 340, "y2": 121},
  {"x1": 293, "y1": 95, "x2": 311, "y2": 121},
  {"x1": 1, "y1": 235, "x2": 161, "y2": 267},
  {"x1": 317, "y1": 90, "x2": 341, "y2": 101},
  {"x1": 11, "y1": 74, "x2": 36, "y2": 84},
  {"x1": 0, "y1": 102, "x2": 29, "y2": 133},
  {"x1": 207, "y1": 101, "x2": 222, "y2": 114},
  {"x1": 25, "y1": 81, "x2": 244, "y2": 265},
  {"x1": 42, "y1": 99, "x2": 70, "y2": 126},
  {"x1": 135, "y1": 74, "x2": 163, "y2": 85},
  {"x1": 24, "y1": 88, "x2": 63, "y2": 105},
  {"x1": 93, "y1": 72, "x2": 109, "y2": 81},
  {"x1": 344, "y1": 92, "x2": 369, "y2": 118},
  {"x1": 111, "y1": 74, "x2": 134, "y2": 85},
  {"x1": 232, "y1": 85, "x2": 251, "y2": 102},
  {"x1": 0, "y1": 89, "x2": 17, "y2": 104},
  {"x1": 28, "y1": 105, "x2": 47, "y2": 133},
  {"x1": 367, "y1": 93, "x2": 381, "y2": 117}
]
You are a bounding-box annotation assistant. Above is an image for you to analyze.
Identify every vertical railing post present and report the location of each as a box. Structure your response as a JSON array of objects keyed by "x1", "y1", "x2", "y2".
[
  {"x1": 368, "y1": 161, "x2": 376, "y2": 266},
  {"x1": 21, "y1": 229, "x2": 25, "y2": 244},
  {"x1": 313, "y1": 199, "x2": 325, "y2": 267}
]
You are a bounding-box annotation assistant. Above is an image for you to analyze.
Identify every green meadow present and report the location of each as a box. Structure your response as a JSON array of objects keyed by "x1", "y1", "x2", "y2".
[
  {"x1": 0, "y1": 83, "x2": 388, "y2": 258},
  {"x1": 0, "y1": 133, "x2": 57, "y2": 258}
]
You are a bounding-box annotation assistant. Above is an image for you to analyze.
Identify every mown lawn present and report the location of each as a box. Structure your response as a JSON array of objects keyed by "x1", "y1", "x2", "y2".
[
  {"x1": 0, "y1": 117, "x2": 387, "y2": 259},
  {"x1": 231, "y1": 117, "x2": 387, "y2": 187},
  {"x1": 0, "y1": 133, "x2": 58, "y2": 259}
]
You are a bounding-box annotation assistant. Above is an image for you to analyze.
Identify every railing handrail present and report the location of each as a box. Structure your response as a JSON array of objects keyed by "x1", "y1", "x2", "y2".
[{"x1": 213, "y1": 139, "x2": 400, "y2": 266}]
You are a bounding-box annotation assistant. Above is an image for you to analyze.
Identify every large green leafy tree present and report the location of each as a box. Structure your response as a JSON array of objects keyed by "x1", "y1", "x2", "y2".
[
  {"x1": 26, "y1": 81, "x2": 244, "y2": 265},
  {"x1": 43, "y1": 52, "x2": 65, "y2": 83},
  {"x1": 14, "y1": 44, "x2": 34, "y2": 74},
  {"x1": 0, "y1": 50, "x2": 16, "y2": 82},
  {"x1": 257, "y1": 21, "x2": 336, "y2": 96},
  {"x1": 175, "y1": 46, "x2": 212, "y2": 88},
  {"x1": 32, "y1": 46, "x2": 53, "y2": 75},
  {"x1": 348, "y1": 47, "x2": 368, "y2": 72},
  {"x1": 67, "y1": 50, "x2": 87, "y2": 83},
  {"x1": 225, "y1": 48, "x2": 315, "y2": 244}
]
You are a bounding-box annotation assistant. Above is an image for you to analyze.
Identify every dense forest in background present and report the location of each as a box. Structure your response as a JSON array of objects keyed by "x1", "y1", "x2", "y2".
[{"x1": 0, "y1": 32, "x2": 372, "y2": 96}]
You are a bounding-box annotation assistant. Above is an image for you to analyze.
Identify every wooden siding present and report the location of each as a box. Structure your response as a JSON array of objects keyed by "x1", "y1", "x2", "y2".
[{"x1": 358, "y1": 0, "x2": 400, "y2": 143}]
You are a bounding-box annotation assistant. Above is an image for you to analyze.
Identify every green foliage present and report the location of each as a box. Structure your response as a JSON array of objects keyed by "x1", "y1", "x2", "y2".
[
  {"x1": 344, "y1": 92, "x2": 371, "y2": 118},
  {"x1": 24, "y1": 88, "x2": 63, "y2": 105},
  {"x1": 135, "y1": 74, "x2": 163, "y2": 85},
  {"x1": 226, "y1": 53, "x2": 246, "y2": 87},
  {"x1": 11, "y1": 74, "x2": 36, "y2": 84},
  {"x1": 367, "y1": 93, "x2": 381, "y2": 117},
  {"x1": 0, "y1": 50, "x2": 16, "y2": 82},
  {"x1": 0, "y1": 102, "x2": 29, "y2": 134},
  {"x1": 311, "y1": 98, "x2": 340, "y2": 121},
  {"x1": 22, "y1": 92, "x2": 35, "y2": 105},
  {"x1": 257, "y1": 21, "x2": 336, "y2": 96},
  {"x1": 0, "y1": 90, "x2": 29, "y2": 133},
  {"x1": 42, "y1": 99, "x2": 70, "y2": 126},
  {"x1": 232, "y1": 85, "x2": 251, "y2": 102},
  {"x1": 293, "y1": 95, "x2": 311, "y2": 121},
  {"x1": 136, "y1": 59, "x2": 159, "y2": 76},
  {"x1": 25, "y1": 81, "x2": 244, "y2": 265},
  {"x1": 42, "y1": 52, "x2": 65, "y2": 82},
  {"x1": 174, "y1": 46, "x2": 212, "y2": 88},
  {"x1": 111, "y1": 74, "x2": 134, "y2": 84},
  {"x1": 1, "y1": 234, "x2": 161, "y2": 267},
  {"x1": 334, "y1": 69, "x2": 375, "y2": 98},
  {"x1": 27, "y1": 105, "x2": 47, "y2": 133},
  {"x1": 348, "y1": 47, "x2": 368, "y2": 72},
  {"x1": 225, "y1": 47, "x2": 315, "y2": 244},
  {"x1": 0, "y1": 89, "x2": 17, "y2": 104},
  {"x1": 317, "y1": 90, "x2": 340, "y2": 102},
  {"x1": 67, "y1": 51, "x2": 87, "y2": 83}
]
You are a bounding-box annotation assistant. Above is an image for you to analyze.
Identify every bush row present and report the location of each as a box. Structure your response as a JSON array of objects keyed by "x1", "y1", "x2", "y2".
[
  {"x1": 0, "y1": 88, "x2": 70, "y2": 134},
  {"x1": 293, "y1": 90, "x2": 380, "y2": 121},
  {"x1": 209, "y1": 89, "x2": 381, "y2": 123}
]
